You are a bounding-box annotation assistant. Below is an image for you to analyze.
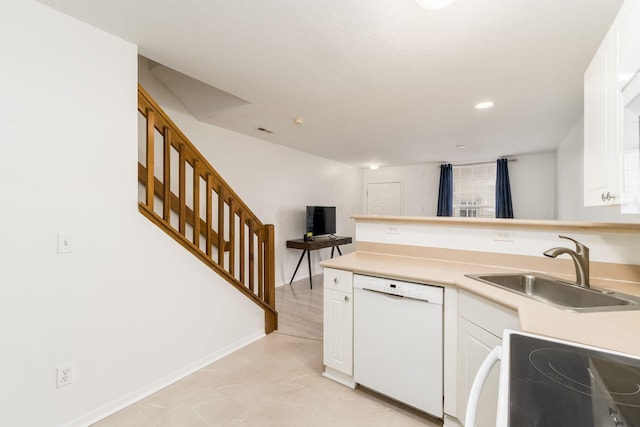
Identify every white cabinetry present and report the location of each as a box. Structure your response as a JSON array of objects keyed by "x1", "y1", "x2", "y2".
[
  {"x1": 322, "y1": 268, "x2": 355, "y2": 387},
  {"x1": 617, "y1": 0, "x2": 640, "y2": 87},
  {"x1": 617, "y1": 0, "x2": 640, "y2": 213},
  {"x1": 456, "y1": 291, "x2": 519, "y2": 427},
  {"x1": 584, "y1": 30, "x2": 620, "y2": 206}
]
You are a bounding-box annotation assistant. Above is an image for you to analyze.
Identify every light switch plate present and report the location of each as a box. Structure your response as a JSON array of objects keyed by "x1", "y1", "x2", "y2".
[{"x1": 57, "y1": 232, "x2": 75, "y2": 254}]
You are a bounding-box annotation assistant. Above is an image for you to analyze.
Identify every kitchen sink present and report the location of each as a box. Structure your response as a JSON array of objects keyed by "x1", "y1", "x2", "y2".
[{"x1": 465, "y1": 272, "x2": 640, "y2": 312}]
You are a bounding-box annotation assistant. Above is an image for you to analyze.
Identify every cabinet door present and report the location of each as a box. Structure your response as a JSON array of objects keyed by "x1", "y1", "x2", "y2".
[
  {"x1": 584, "y1": 31, "x2": 620, "y2": 206},
  {"x1": 323, "y1": 288, "x2": 353, "y2": 375},
  {"x1": 457, "y1": 317, "x2": 502, "y2": 427},
  {"x1": 617, "y1": 0, "x2": 640, "y2": 88}
]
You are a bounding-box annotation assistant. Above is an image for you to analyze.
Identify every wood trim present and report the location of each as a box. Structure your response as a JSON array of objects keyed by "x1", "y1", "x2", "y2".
[
  {"x1": 139, "y1": 204, "x2": 277, "y2": 317},
  {"x1": 162, "y1": 127, "x2": 171, "y2": 221},
  {"x1": 264, "y1": 224, "x2": 277, "y2": 333},
  {"x1": 138, "y1": 163, "x2": 227, "y2": 252},
  {"x1": 178, "y1": 144, "x2": 186, "y2": 235},
  {"x1": 258, "y1": 229, "x2": 264, "y2": 299},
  {"x1": 192, "y1": 160, "x2": 200, "y2": 248},
  {"x1": 248, "y1": 220, "x2": 255, "y2": 293},
  {"x1": 145, "y1": 109, "x2": 155, "y2": 209},
  {"x1": 239, "y1": 211, "x2": 245, "y2": 285},
  {"x1": 229, "y1": 199, "x2": 236, "y2": 277},
  {"x1": 138, "y1": 84, "x2": 277, "y2": 335},
  {"x1": 138, "y1": 85, "x2": 264, "y2": 229},
  {"x1": 217, "y1": 186, "x2": 225, "y2": 267},
  {"x1": 351, "y1": 215, "x2": 640, "y2": 233},
  {"x1": 206, "y1": 175, "x2": 213, "y2": 257}
]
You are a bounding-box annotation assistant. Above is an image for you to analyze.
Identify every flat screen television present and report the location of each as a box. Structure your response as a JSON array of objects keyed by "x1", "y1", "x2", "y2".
[{"x1": 306, "y1": 206, "x2": 336, "y2": 237}]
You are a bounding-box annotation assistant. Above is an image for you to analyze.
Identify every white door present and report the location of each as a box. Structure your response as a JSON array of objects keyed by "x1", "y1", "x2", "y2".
[{"x1": 367, "y1": 182, "x2": 403, "y2": 215}]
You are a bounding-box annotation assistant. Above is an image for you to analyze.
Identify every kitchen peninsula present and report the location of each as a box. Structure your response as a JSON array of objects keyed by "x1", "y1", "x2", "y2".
[{"x1": 321, "y1": 215, "x2": 640, "y2": 427}]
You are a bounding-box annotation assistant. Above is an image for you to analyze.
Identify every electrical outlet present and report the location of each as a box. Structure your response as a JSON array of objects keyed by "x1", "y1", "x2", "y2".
[
  {"x1": 57, "y1": 232, "x2": 75, "y2": 254},
  {"x1": 56, "y1": 364, "x2": 73, "y2": 388},
  {"x1": 386, "y1": 225, "x2": 400, "y2": 235},
  {"x1": 493, "y1": 229, "x2": 515, "y2": 242}
]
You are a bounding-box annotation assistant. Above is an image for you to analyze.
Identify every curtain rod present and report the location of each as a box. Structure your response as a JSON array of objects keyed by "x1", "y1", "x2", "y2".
[{"x1": 442, "y1": 158, "x2": 518, "y2": 167}]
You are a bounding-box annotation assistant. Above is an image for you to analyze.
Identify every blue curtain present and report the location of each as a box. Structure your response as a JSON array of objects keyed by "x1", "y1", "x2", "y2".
[
  {"x1": 496, "y1": 158, "x2": 514, "y2": 218},
  {"x1": 437, "y1": 163, "x2": 453, "y2": 216}
]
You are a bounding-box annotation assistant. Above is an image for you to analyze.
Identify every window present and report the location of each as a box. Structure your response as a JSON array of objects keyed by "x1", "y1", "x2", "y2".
[{"x1": 453, "y1": 164, "x2": 496, "y2": 218}]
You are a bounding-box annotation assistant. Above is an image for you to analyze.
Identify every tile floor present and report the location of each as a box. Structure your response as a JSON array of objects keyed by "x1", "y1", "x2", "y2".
[{"x1": 92, "y1": 278, "x2": 443, "y2": 426}]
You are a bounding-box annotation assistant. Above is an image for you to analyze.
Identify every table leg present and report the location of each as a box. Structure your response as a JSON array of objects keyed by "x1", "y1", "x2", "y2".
[
  {"x1": 331, "y1": 247, "x2": 335, "y2": 258},
  {"x1": 337, "y1": 246, "x2": 343, "y2": 256},
  {"x1": 289, "y1": 250, "x2": 307, "y2": 285},
  {"x1": 307, "y1": 250, "x2": 313, "y2": 289}
]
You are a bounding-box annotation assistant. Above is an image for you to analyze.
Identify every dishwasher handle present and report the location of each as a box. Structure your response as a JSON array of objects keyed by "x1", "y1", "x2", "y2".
[
  {"x1": 359, "y1": 287, "x2": 438, "y2": 304},
  {"x1": 465, "y1": 345, "x2": 502, "y2": 427}
]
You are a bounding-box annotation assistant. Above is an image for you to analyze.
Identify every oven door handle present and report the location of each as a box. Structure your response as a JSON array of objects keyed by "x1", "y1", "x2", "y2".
[{"x1": 465, "y1": 345, "x2": 503, "y2": 427}]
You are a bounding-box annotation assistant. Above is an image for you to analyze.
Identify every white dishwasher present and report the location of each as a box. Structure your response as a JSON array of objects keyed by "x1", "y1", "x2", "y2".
[{"x1": 353, "y1": 274, "x2": 443, "y2": 418}]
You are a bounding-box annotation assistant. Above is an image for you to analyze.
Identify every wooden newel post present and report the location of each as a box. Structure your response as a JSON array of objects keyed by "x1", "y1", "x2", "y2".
[{"x1": 264, "y1": 224, "x2": 277, "y2": 333}]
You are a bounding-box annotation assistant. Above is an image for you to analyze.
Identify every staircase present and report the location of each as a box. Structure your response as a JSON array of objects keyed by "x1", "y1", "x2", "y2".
[{"x1": 137, "y1": 85, "x2": 277, "y2": 333}]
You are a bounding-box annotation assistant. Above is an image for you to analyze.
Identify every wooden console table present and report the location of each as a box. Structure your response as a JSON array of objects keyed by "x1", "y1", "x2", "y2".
[{"x1": 286, "y1": 236, "x2": 352, "y2": 288}]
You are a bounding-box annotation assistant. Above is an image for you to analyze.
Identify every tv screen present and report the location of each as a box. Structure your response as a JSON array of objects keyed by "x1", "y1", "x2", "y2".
[{"x1": 306, "y1": 206, "x2": 336, "y2": 236}]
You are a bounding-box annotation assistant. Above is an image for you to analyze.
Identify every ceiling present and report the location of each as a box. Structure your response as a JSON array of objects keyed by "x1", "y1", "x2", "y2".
[{"x1": 39, "y1": 0, "x2": 623, "y2": 168}]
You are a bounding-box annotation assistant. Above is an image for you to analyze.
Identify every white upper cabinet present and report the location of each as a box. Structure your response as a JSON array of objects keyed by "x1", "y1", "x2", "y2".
[
  {"x1": 617, "y1": 0, "x2": 640, "y2": 213},
  {"x1": 584, "y1": 30, "x2": 620, "y2": 206},
  {"x1": 617, "y1": 0, "x2": 640, "y2": 87},
  {"x1": 584, "y1": 0, "x2": 640, "y2": 208}
]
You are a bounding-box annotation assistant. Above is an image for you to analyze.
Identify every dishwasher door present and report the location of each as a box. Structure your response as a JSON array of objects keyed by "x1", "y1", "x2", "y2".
[{"x1": 353, "y1": 285, "x2": 443, "y2": 418}]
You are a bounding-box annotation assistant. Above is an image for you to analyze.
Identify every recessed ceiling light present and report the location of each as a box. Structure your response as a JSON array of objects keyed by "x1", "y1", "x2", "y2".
[
  {"x1": 370, "y1": 164, "x2": 379, "y2": 170},
  {"x1": 475, "y1": 101, "x2": 495, "y2": 110},
  {"x1": 293, "y1": 118, "x2": 304, "y2": 125},
  {"x1": 416, "y1": 0, "x2": 456, "y2": 9},
  {"x1": 457, "y1": 145, "x2": 467, "y2": 149}
]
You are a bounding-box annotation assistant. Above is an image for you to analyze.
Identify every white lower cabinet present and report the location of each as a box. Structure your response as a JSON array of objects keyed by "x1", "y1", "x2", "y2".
[
  {"x1": 456, "y1": 291, "x2": 519, "y2": 427},
  {"x1": 322, "y1": 268, "x2": 355, "y2": 387},
  {"x1": 457, "y1": 317, "x2": 502, "y2": 427}
]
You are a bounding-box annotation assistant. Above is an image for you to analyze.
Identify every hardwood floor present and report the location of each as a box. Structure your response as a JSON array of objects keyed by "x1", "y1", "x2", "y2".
[{"x1": 275, "y1": 274, "x2": 324, "y2": 341}]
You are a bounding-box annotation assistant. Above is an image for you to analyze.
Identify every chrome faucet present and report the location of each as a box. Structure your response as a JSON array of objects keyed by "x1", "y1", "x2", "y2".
[{"x1": 543, "y1": 235, "x2": 590, "y2": 288}]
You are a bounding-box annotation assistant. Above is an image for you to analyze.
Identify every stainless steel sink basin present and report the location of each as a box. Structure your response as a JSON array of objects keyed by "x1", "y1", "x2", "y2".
[{"x1": 465, "y1": 272, "x2": 640, "y2": 312}]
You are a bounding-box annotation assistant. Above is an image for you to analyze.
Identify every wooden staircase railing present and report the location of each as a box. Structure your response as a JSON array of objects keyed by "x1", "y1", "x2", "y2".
[{"x1": 137, "y1": 84, "x2": 277, "y2": 333}]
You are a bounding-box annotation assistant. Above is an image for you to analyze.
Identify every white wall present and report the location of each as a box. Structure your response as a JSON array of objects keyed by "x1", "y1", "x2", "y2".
[
  {"x1": 138, "y1": 58, "x2": 363, "y2": 285},
  {"x1": 509, "y1": 152, "x2": 556, "y2": 220},
  {"x1": 557, "y1": 115, "x2": 640, "y2": 223},
  {"x1": 357, "y1": 221, "x2": 640, "y2": 266},
  {"x1": 362, "y1": 153, "x2": 556, "y2": 219},
  {"x1": 0, "y1": 2, "x2": 266, "y2": 425}
]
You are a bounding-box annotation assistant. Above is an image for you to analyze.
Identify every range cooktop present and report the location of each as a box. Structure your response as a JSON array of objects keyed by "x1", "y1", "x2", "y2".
[{"x1": 508, "y1": 334, "x2": 640, "y2": 426}]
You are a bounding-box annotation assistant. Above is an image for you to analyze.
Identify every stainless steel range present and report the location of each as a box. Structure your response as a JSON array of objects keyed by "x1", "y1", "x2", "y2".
[{"x1": 466, "y1": 330, "x2": 640, "y2": 427}]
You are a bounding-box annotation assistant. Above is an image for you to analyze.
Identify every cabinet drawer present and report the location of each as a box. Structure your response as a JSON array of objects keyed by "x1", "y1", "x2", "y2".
[
  {"x1": 459, "y1": 291, "x2": 519, "y2": 338},
  {"x1": 324, "y1": 268, "x2": 353, "y2": 294}
]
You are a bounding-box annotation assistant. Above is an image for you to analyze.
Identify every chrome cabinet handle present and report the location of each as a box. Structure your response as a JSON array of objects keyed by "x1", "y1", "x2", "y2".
[
  {"x1": 344, "y1": 295, "x2": 350, "y2": 302},
  {"x1": 333, "y1": 277, "x2": 339, "y2": 285},
  {"x1": 601, "y1": 192, "x2": 616, "y2": 202}
]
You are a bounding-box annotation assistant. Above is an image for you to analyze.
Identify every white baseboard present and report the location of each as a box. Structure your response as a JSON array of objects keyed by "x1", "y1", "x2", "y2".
[{"x1": 62, "y1": 330, "x2": 265, "y2": 427}]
